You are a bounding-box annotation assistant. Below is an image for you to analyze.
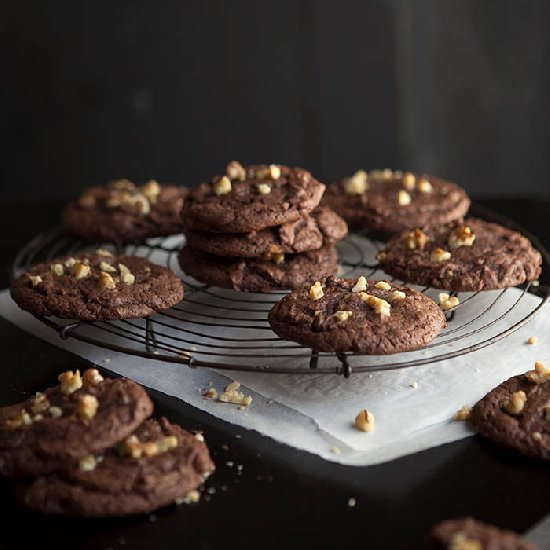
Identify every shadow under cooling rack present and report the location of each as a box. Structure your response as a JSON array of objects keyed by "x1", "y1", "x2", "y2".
[{"x1": 11, "y1": 204, "x2": 550, "y2": 377}]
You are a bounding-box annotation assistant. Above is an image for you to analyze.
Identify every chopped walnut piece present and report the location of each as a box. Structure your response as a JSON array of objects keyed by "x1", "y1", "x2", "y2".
[
  {"x1": 79, "y1": 455, "x2": 97, "y2": 472},
  {"x1": 126, "y1": 192, "x2": 151, "y2": 215},
  {"x1": 30, "y1": 392, "x2": 50, "y2": 414},
  {"x1": 109, "y1": 179, "x2": 135, "y2": 191},
  {"x1": 449, "y1": 533, "x2": 482, "y2": 550},
  {"x1": 65, "y1": 257, "x2": 77, "y2": 268},
  {"x1": 403, "y1": 228, "x2": 429, "y2": 250},
  {"x1": 214, "y1": 176, "x2": 232, "y2": 195},
  {"x1": 344, "y1": 170, "x2": 368, "y2": 195},
  {"x1": 374, "y1": 281, "x2": 391, "y2": 291},
  {"x1": 118, "y1": 264, "x2": 136, "y2": 285},
  {"x1": 4, "y1": 409, "x2": 32, "y2": 429},
  {"x1": 226, "y1": 160, "x2": 246, "y2": 181},
  {"x1": 257, "y1": 183, "x2": 271, "y2": 195},
  {"x1": 142, "y1": 180, "x2": 161, "y2": 204},
  {"x1": 194, "y1": 432, "x2": 205, "y2": 442},
  {"x1": 95, "y1": 249, "x2": 113, "y2": 257},
  {"x1": 358, "y1": 293, "x2": 391, "y2": 317},
  {"x1": 99, "y1": 271, "x2": 116, "y2": 289},
  {"x1": 504, "y1": 391, "x2": 526, "y2": 415},
  {"x1": 49, "y1": 406, "x2": 63, "y2": 419},
  {"x1": 121, "y1": 434, "x2": 178, "y2": 458},
  {"x1": 532, "y1": 431, "x2": 543, "y2": 442},
  {"x1": 83, "y1": 368, "x2": 104, "y2": 386},
  {"x1": 352, "y1": 276, "x2": 367, "y2": 293},
  {"x1": 218, "y1": 381, "x2": 253, "y2": 407},
  {"x1": 203, "y1": 388, "x2": 218, "y2": 399},
  {"x1": 58, "y1": 370, "x2": 83, "y2": 395},
  {"x1": 99, "y1": 261, "x2": 116, "y2": 272},
  {"x1": 267, "y1": 164, "x2": 281, "y2": 180},
  {"x1": 525, "y1": 360, "x2": 550, "y2": 384},
  {"x1": 50, "y1": 263, "x2": 64, "y2": 276},
  {"x1": 271, "y1": 252, "x2": 285, "y2": 264},
  {"x1": 417, "y1": 177, "x2": 432, "y2": 193},
  {"x1": 439, "y1": 293, "x2": 460, "y2": 310},
  {"x1": 29, "y1": 275, "x2": 43, "y2": 287},
  {"x1": 335, "y1": 310, "x2": 353, "y2": 322},
  {"x1": 308, "y1": 281, "x2": 324, "y2": 300},
  {"x1": 354, "y1": 409, "x2": 375, "y2": 432},
  {"x1": 402, "y1": 172, "x2": 415, "y2": 191},
  {"x1": 544, "y1": 403, "x2": 550, "y2": 421},
  {"x1": 389, "y1": 290, "x2": 406, "y2": 301},
  {"x1": 78, "y1": 395, "x2": 99, "y2": 420},
  {"x1": 431, "y1": 247, "x2": 451, "y2": 262},
  {"x1": 453, "y1": 405, "x2": 472, "y2": 421},
  {"x1": 527, "y1": 336, "x2": 538, "y2": 345},
  {"x1": 397, "y1": 189, "x2": 411, "y2": 206},
  {"x1": 448, "y1": 225, "x2": 476, "y2": 248},
  {"x1": 72, "y1": 262, "x2": 91, "y2": 280}
]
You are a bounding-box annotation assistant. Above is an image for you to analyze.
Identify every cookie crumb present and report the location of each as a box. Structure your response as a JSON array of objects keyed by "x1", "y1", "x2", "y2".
[
  {"x1": 330, "y1": 446, "x2": 341, "y2": 454},
  {"x1": 347, "y1": 497, "x2": 356, "y2": 507},
  {"x1": 218, "y1": 382, "x2": 252, "y2": 407},
  {"x1": 354, "y1": 409, "x2": 375, "y2": 432},
  {"x1": 203, "y1": 388, "x2": 218, "y2": 399},
  {"x1": 527, "y1": 336, "x2": 538, "y2": 345},
  {"x1": 439, "y1": 293, "x2": 460, "y2": 310},
  {"x1": 410, "y1": 382, "x2": 418, "y2": 389}
]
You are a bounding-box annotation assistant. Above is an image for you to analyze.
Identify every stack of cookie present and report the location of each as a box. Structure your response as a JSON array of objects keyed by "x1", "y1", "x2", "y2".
[
  {"x1": 0, "y1": 368, "x2": 214, "y2": 516},
  {"x1": 179, "y1": 162, "x2": 348, "y2": 292}
]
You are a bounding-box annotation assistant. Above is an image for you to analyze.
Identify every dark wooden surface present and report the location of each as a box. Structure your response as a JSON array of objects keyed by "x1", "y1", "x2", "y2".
[{"x1": 0, "y1": 197, "x2": 549, "y2": 550}]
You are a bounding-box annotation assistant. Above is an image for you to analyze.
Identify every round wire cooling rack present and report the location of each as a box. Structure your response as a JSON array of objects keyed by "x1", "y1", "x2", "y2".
[{"x1": 10, "y1": 203, "x2": 550, "y2": 377}]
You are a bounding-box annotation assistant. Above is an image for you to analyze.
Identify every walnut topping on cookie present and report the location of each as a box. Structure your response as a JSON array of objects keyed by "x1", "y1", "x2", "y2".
[
  {"x1": 142, "y1": 180, "x2": 161, "y2": 204},
  {"x1": 257, "y1": 183, "x2": 272, "y2": 195},
  {"x1": 448, "y1": 533, "x2": 482, "y2": 550},
  {"x1": 354, "y1": 409, "x2": 375, "y2": 432},
  {"x1": 417, "y1": 177, "x2": 433, "y2": 194},
  {"x1": 431, "y1": 247, "x2": 452, "y2": 262},
  {"x1": 72, "y1": 261, "x2": 91, "y2": 279},
  {"x1": 344, "y1": 170, "x2": 368, "y2": 195},
  {"x1": 397, "y1": 189, "x2": 411, "y2": 206},
  {"x1": 358, "y1": 293, "x2": 391, "y2": 317},
  {"x1": 79, "y1": 454, "x2": 98, "y2": 472},
  {"x1": 374, "y1": 280, "x2": 391, "y2": 291},
  {"x1": 28, "y1": 275, "x2": 42, "y2": 287},
  {"x1": 58, "y1": 370, "x2": 83, "y2": 395},
  {"x1": 4, "y1": 409, "x2": 32, "y2": 430},
  {"x1": 525, "y1": 360, "x2": 550, "y2": 384},
  {"x1": 30, "y1": 392, "x2": 50, "y2": 414},
  {"x1": 65, "y1": 257, "x2": 77, "y2": 268},
  {"x1": 448, "y1": 225, "x2": 476, "y2": 248},
  {"x1": 308, "y1": 281, "x2": 324, "y2": 300},
  {"x1": 226, "y1": 160, "x2": 246, "y2": 181},
  {"x1": 99, "y1": 261, "x2": 116, "y2": 272},
  {"x1": 403, "y1": 228, "x2": 429, "y2": 250},
  {"x1": 95, "y1": 249, "x2": 113, "y2": 257},
  {"x1": 121, "y1": 433, "x2": 178, "y2": 459},
  {"x1": 214, "y1": 176, "x2": 232, "y2": 195},
  {"x1": 402, "y1": 172, "x2": 416, "y2": 190},
  {"x1": 352, "y1": 276, "x2": 367, "y2": 293},
  {"x1": 504, "y1": 391, "x2": 527, "y2": 415},
  {"x1": 118, "y1": 263, "x2": 136, "y2": 285},
  {"x1": 50, "y1": 263, "x2": 64, "y2": 276},
  {"x1": 98, "y1": 271, "x2": 116, "y2": 289},
  {"x1": 83, "y1": 368, "x2": 104, "y2": 386},
  {"x1": 335, "y1": 310, "x2": 353, "y2": 322}
]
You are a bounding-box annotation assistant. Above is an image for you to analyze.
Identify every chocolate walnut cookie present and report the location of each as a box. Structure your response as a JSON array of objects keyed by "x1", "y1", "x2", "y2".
[
  {"x1": 62, "y1": 179, "x2": 187, "y2": 242},
  {"x1": 182, "y1": 162, "x2": 326, "y2": 233},
  {"x1": 10, "y1": 250, "x2": 184, "y2": 320},
  {"x1": 378, "y1": 218, "x2": 542, "y2": 291},
  {"x1": 268, "y1": 276, "x2": 446, "y2": 353},
  {"x1": 322, "y1": 169, "x2": 470, "y2": 234}
]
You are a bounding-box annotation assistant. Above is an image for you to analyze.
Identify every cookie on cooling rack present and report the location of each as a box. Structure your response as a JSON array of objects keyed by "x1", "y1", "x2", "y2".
[
  {"x1": 430, "y1": 517, "x2": 536, "y2": 549},
  {"x1": 267, "y1": 276, "x2": 446, "y2": 353},
  {"x1": 62, "y1": 179, "x2": 187, "y2": 242},
  {"x1": 183, "y1": 206, "x2": 348, "y2": 258},
  {"x1": 321, "y1": 169, "x2": 470, "y2": 234},
  {"x1": 178, "y1": 244, "x2": 338, "y2": 292},
  {"x1": 14, "y1": 417, "x2": 214, "y2": 516},
  {"x1": 10, "y1": 250, "x2": 184, "y2": 320},
  {"x1": 378, "y1": 218, "x2": 542, "y2": 291},
  {"x1": 182, "y1": 161, "x2": 325, "y2": 233},
  {"x1": 470, "y1": 361, "x2": 550, "y2": 461},
  {"x1": 0, "y1": 369, "x2": 153, "y2": 478}
]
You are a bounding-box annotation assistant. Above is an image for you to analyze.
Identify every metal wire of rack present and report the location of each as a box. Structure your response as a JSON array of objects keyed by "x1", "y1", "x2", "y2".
[{"x1": 10, "y1": 204, "x2": 550, "y2": 377}]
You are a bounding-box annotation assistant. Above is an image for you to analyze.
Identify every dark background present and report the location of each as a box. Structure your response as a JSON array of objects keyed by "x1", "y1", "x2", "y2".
[{"x1": 1, "y1": 0, "x2": 550, "y2": 200}]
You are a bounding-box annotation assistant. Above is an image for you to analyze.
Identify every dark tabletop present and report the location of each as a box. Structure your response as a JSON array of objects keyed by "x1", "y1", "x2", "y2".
[{"x1": 1, "y1": 197, "x2": 549, "y2": 550}]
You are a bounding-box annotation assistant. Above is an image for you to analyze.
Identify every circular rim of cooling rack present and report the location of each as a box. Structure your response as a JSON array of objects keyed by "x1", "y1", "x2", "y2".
[{"x1": 10, "y1": 203, "x2": 550, "y2": 376}]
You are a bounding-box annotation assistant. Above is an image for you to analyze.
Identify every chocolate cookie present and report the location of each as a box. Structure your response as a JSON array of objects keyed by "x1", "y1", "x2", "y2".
[
  {"x1": 178, "y1": 244, "x2": 338, "y2": 292},
  {"x1": 322, "y1": 169, "x2": 470, "y2": 234},
  {"x1": 10, "y1": 250, "x2": 184, "y2": 320},
  {"x1": 183, "y1": 207, "x2": 348, "y2": 258},
  {"x1": 378, "y1": 218, "x2": 542, "y2": 291},
  {"x1": 0, "y1": 369, "x2": 153, "y2": 478},
  {"x1": 267, "y1": 276, "x2": 446, "y2": 353},
  {"x1": 471, "y1": 362, "x2": 550, "y2": 460},
  {"x1": 182, "y1": 161, "x2": 325, "y2": 233},
  {"x1": 62, "y1": 179, "x2": 187, "y2": 242},
  {"x1": 15, "y1": 417, "x2": 214, "y2": 517},
  {"x1": 431, "y1": 517, "x2": 536, "y2": 549}
]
